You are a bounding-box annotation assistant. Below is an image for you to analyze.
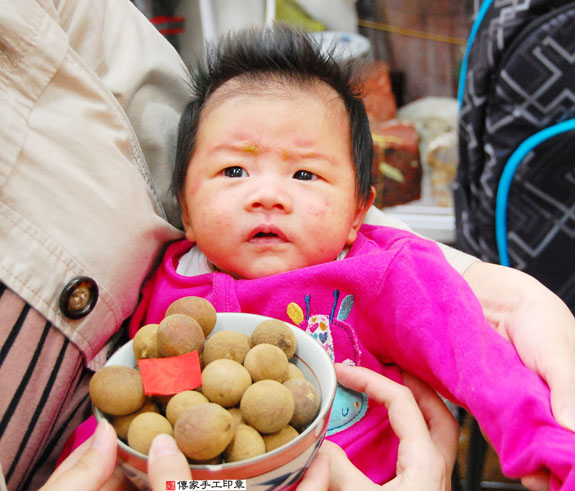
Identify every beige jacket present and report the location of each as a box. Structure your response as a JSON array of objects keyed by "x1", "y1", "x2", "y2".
[{"x1": 0, "y1": 0, "x2": 186, "y2": 366}]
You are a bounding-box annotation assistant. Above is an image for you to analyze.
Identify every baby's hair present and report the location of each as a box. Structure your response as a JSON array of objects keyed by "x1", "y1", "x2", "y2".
[{"x1": 173, "y1": 23, "x2": 373, "y2": 205}]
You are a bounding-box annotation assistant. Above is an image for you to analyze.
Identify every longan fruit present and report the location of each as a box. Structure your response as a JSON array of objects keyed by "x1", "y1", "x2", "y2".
[
  {"x1": 240, "y1": 380, "x2": 294, "y2": 434},
  {"x1": 112, "y1": 399, "x2": 159, "y2": 440},
  {"x1": 243, "y1": 344, "x2": 289, "y2": 383},
  {"x1": 165, "y1": 296, "x2": 217, "y2": 337},
  {"x1": 262, "y1": 425, "x2": 299, "y2": 452},
  {"x1": 286, "y1": 363, "x2": 306, "y2": 380},
  {"x1": 227, "y1": 407, "x2": 244, "y2": 427},
  {"x1": 157, "y1": 314, "x2": 205, "y2": 357},
  {"x1": 174, "y1": 403, "x2": 234, "y2": 461},
  {"x1": 283, "y1": 378, "x2": 320, "y2": 430},
  {"x1": 251, "y1": 319, "x2": 297, "y2": 359},
  {"x1": 127, "y1": 412, "x2": 173, "y2": 455},
  {"x1": 132, "y1": 323, "x2": 159, "y2": 360},
  {"x1": 223, "y1": 423, "x2": 266, "y2": 463},
  {"x1": 203, "y1": 330, "x2": 251, "y2": 366},
  {"x1": 166, "y1": 390, "x2": 209, "y2": 426},
  {"x1": 201, "y1": 359, "x2": 252, "y2": 408},
  {"x1": 89, "y1": 365, "x2": 145, "y2": 416}
]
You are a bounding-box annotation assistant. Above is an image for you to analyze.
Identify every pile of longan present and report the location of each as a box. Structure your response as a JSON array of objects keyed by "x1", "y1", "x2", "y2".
[{"x1": 89, "y1": 297, "x2": 321, "y2": 464}]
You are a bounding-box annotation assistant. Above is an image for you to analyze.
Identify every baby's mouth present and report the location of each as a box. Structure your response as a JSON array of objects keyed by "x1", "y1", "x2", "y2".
[{"x1": 249, "y1": 226, "x2": 287, "y2": 243}]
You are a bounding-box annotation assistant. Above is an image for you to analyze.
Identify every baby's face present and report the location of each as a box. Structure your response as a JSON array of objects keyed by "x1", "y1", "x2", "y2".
[{"x1": 180, "y1": 82, "x2": 371, "y2": 279}]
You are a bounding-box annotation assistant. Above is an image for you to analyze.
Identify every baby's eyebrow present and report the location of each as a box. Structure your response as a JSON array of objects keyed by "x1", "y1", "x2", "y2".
[
  {"x1": 209, "y1": 142, "x2": 335, "y2": 166},
  {"x1": 210, "y1": 142, "x2": 261, "y2": 156},
  {"x1": 280, "y1": 148, "x2": 335, "y2": 165}
]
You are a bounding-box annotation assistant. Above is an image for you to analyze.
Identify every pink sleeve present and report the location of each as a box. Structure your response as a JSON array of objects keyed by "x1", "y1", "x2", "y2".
[{"x1": 369, "y1": 239, "x2": 575, "y2": 489}]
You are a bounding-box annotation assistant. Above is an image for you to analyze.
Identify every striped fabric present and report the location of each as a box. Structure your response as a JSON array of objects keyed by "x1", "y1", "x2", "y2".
[{"x1": 0, "y1": 283, "x2": 93, "y2": 490}]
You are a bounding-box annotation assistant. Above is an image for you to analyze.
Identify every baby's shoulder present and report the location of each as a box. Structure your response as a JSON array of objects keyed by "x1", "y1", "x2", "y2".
[{"x1": 357, "y1": 224, "x2": 434, "y2": 253}]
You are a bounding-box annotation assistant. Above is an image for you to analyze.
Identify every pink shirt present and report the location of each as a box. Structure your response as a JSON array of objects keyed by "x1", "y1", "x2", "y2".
[{"x1": 131, "y1": 225, "x2": 575, "y2": 489}]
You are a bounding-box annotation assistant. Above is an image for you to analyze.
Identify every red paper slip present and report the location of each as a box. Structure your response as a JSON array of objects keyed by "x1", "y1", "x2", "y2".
[{"x1": 138, "y1": 350, "x2": 202, "y2": 396}]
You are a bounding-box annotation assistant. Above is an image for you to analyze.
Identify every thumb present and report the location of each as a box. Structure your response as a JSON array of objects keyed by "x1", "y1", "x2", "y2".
[
  {"x1": 545, "y1": 349, "x2": 575, "y2": 432},
  {"x1": 521, "y1": 471, "x2": 550, "y2": 491},
  {"x1": 402, "y1": 373, "x2": 459, "y2": 475},
  {"x1": 41, "y1": 418, "x2": 118, "y2": 490},
  {"x1": 296, "y1": 452, "x2": 330, "y2": 491},
  {"x1": 147, "y1": 434, "x2": 192, "y2": 490}
]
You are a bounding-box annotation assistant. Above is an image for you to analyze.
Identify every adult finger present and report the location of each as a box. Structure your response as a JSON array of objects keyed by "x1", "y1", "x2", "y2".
[
  {"x1": 521, "y1": 471, "x2": 550, "y2": 491},
  {"x1": 308, "y1": 440, "x2": 377, "y2": 491},
  {"x1": 147, "y1": 434, "x2": 192, "y2": 490},
  {"x1": 335, "y1": 364, "x2": 435, "y2": 451},
  {"x1": 509, "y1": 282, "x2": 575, "y2": 432},
  {"x1": 402, "y1": 372, "x2": 459, "y2": 474},
  {"x1": 532, "y1": 317, "x2": 575, "y2": 432},
  {"x1": 549, "y1": 369, "x2": 575, "y2": 433},
  {"x1": 296, "y1": 452, "x2": 330, "y2": 491},
  {"x1": 41, "y1": 418, "x2": 118, "y2": 491},
  {"x1": 335, "y1": 364, "x2": 447, "y2": 490}
]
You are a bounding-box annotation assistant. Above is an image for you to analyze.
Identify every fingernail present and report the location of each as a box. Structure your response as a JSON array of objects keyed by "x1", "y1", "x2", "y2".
[
  {"x1": 148, "y1": 434, "x2": 179, "y2": 462},
  {"x1": 91, "y1": 418, "x2": 111, "y2": 450},
  {"x1": 559, "y1": 406, "x2": 575, "y2": 432},
  {"x1": 521, "y1": 476, "x2": 550, "y2": 491}
]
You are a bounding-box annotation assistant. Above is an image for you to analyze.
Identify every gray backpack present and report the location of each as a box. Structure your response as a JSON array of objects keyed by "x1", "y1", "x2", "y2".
[{"x1": 455, "y1": 0, "x2": 575, "y2": 312}]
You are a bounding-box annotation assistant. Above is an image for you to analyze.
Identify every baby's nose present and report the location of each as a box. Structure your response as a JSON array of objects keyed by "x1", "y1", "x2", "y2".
[{"x1": 245, "y1": 179, "x2": 293, "y2": 212}]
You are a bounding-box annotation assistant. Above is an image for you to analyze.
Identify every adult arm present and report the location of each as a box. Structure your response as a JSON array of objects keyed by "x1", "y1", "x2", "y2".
[{"x1": 462, "y1": 262, "x2": 575, "y2": 432}]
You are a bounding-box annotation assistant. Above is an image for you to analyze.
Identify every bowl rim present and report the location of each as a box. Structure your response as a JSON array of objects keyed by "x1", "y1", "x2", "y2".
[{"x1": 95, "y1": 312, "x2": 337, "y2": 471}]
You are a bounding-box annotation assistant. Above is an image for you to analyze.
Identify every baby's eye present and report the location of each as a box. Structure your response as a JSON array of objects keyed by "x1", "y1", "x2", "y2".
[
  {"x1": 293, "y1": 170, "x2": 317, "y2": 181},
  {"x1": 223, "y1": 166, "x2": 248, "y2": 178}
]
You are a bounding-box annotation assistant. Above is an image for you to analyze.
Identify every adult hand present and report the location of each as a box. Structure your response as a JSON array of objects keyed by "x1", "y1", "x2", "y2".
[
  {"x1": 40, "y1": 419, "x2": 191, "y2": 491},
  {"x1": 147, "y1": 434, "x2": 192, "y2": 490},
  {"x1": 40, "y1": 418, "x2": 128, "y2": 491},
  {"x1": 297, "y1": 364, "x2": 459, "y2": 491},
  {"x1": 463, "y1": 262, "x2": 575, "y2": 431},
  {"x1": 463, "y1": 261, "x2": 575, "y2": 491}
]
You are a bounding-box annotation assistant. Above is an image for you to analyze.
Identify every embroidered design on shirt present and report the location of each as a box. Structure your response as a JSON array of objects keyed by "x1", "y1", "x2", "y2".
[{"x1": 286, "y1": 290, "x2": 368, "y2": 436}]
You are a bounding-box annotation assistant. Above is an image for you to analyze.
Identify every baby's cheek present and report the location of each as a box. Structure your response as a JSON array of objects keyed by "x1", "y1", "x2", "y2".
[
  {"x1": 208, "y1": 208, "x2": 238, "y2": 233},
  {"x1": 306, "y1": 203, "x2": 328, "y2": 218},
  {"x1": 190, "y1": 199, "x2": 221, "y2": 232},
  {"x1": 185, "y1": 172, "x2": 206, "y2": 202}
]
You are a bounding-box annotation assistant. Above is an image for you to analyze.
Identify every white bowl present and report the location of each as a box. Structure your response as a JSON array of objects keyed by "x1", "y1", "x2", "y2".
[{"x1": 95, "y1": 312, "x2": 337, "y2": 490}]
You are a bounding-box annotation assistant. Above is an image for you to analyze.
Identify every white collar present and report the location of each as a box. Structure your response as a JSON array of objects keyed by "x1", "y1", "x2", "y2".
[{"x1": 176, "y1": 244, "x2": 350, "y2": 277}]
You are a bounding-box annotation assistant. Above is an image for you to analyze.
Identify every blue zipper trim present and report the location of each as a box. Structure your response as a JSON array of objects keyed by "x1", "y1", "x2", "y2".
[
  {"x1": 457, "y1": 0, "x2": 494, "y2": 109},
  {"x1": 495, "y1": 119, "x2": 575, "y2": 266}
]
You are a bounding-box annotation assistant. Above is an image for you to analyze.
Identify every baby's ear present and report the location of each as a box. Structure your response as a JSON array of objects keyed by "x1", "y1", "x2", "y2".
[
  {"x1": 346, "y1": 186, "x2": 376, "y2": 245},
  {"x1": 180, "y1": 196, "x2": 196, "y2": 243}
]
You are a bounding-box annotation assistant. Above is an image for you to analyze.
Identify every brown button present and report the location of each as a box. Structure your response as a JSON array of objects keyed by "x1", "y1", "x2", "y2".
[{"x1": 59, "y1": 276, "x2": 98, "y2": 319}]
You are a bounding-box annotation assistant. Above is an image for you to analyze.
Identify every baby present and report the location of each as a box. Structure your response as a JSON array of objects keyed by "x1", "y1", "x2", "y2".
[{"x1": 131, "y1": 25, "x2": 575, "y2": 488}]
